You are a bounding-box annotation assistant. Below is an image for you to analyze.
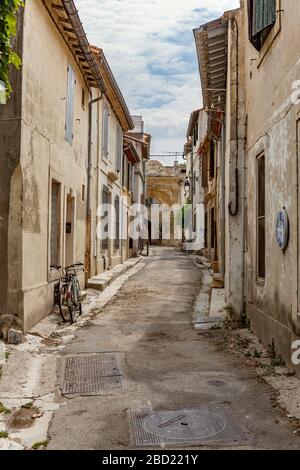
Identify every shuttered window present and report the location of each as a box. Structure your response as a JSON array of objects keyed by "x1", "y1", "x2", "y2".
[
  {"x1": 102, "y1": 186, "x2": 110, "y2": 250},
  {"x1": 116, "y1": 122, "x2": 123, "y2": 172},
  {"x1": 115, "y1": 196, "x2": 120, "y2": 249},
  {"x1": 50, "y1": 181, "x2": 60, "y2": 266},
  {"x1": 65, "y1": 64, "x2": 75, "y2": 144},
  {"x1": 248, "y1": 0, "x2": 276, "y2": 50},
  {"x1": 102, "y1": 103, "x2": 109, "y2": 158}
]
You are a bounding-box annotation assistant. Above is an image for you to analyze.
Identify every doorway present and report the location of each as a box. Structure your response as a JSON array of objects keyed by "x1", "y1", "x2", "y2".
[{"x1": 65, "y1": 194, "x2": 75, "y2": 266}]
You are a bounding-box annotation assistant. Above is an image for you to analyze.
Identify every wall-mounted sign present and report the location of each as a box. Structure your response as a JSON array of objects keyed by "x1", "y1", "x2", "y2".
[{"x1": 276, "y1": 209, "x2": 289, "y2": 251}]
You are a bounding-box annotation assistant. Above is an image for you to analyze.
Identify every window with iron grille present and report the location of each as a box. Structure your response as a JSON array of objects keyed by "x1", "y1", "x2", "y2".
[
  {"x1": 50, "y1": 181, "x2": 60, "y2": 266},
  {"x1": 102, "y1": 186, "x2": 110, "y2": 250},
  {"x1": 248, "y1": 0, "x2": 276, "y2": 50},
  {"x1": 115, "y1": 196, "x2": 120, "y2": 249},
  {"x1": 257, "y1": 153, "x2": 265, "y2": 279}
]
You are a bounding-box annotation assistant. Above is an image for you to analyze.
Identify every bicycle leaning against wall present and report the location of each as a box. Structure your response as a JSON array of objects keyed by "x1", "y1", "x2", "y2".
[{"x1": 52, "y1": 263, "x2": 84, "y2": 324}]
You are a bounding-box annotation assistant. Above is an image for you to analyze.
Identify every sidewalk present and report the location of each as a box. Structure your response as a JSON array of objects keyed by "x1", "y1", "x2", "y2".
[{"x1": 0, "y1": 257, "x2": 145, "y2": 450}]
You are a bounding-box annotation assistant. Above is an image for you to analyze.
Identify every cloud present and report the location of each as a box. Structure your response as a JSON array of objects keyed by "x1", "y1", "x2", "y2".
[{"x1": 76, "y1": 0, "x2": 240, "y2": 162}]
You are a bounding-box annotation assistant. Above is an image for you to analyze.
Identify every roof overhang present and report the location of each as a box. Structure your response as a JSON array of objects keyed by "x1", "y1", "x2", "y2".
[
  {"x1": 42, "y1": 0, "x2": 105, "y2": 92},
  {"x1": 186, "y1": 109, "x2": 201, "y2": 139},
  {"x1": 92, "y1": 46, "x2": 134, "y2": 132},
  {"x1": 124, "y1": 137, "x2": 140, "y2": 164},
  {"x1": 194, "y1": 17, "x2": 228, "y2": 112}
]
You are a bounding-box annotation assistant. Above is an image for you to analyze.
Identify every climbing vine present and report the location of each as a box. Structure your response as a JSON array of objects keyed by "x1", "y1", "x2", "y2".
[{"x1": 0, "y1": 0, "x2": 24, "y2": 102}]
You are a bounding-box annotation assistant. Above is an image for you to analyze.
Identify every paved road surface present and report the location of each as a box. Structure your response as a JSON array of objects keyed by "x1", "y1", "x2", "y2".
[{"x1": 48, "y1": 247, "x2": 300, "y2": 450}]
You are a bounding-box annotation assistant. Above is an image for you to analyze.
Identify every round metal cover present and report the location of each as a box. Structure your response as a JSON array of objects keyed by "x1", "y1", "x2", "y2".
[{"x1": 143, "y1": 409, "x2": 227, "y2": 440}]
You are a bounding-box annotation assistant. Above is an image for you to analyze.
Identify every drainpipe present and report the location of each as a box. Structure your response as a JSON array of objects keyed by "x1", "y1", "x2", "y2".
[
  {"x1": 221, "y1": 121, "x2": 226, "y2": 277},
  {"x1": 85, "y1": 92, "x2": 104, "y2": 282},
  {"x1": 242, "y1": 115, "x2": 248, "y2": 317},
  {"x1": 228, "y1": 16, "x2": 239, "y2": 217}
]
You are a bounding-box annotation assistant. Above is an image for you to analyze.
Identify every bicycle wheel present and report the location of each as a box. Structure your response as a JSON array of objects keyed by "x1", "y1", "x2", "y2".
[
  {"x1": 69, "y1": 283, "x2": 80, "y2": 324},
  {"x1": 75, "y1": 279, "x2": 82, "y2": 316},
  {"x1": 59, "y1": 284, "x2": 70, "y2": 322}
]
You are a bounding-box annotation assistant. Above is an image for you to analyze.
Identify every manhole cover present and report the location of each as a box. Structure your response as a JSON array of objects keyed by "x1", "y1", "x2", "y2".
[
  {"x1": 132, "y1": 405, "x2": 245, "y2": 446},
  {"x1": 62, "y1": 353, "x2": 124, "y2": 395}
]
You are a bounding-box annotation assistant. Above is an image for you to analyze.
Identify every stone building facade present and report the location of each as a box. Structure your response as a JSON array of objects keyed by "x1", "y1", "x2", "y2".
[{"x1": 193, "y1": 0, "x2": 300, "y2": 373}]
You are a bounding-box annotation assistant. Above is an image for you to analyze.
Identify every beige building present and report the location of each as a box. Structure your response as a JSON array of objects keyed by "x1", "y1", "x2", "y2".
[
  {"x1": 0, "y1": 0, "x2": 137, "y2": 331},
  {"x1": 242, "y1": 0, "x2": 300, "y2": 369},
  {"x1": 0, "y1": 0, "x2": 106, "y2": 331},
  {"x1": 87, "y1": 46, "x2": 134, "y2": 279},
  {"x1": 146, "y1": 160, "x2": 186, "y2": 246},
  {"x1": 194, "y1": 0, "x2": 300, "y2": 373}
]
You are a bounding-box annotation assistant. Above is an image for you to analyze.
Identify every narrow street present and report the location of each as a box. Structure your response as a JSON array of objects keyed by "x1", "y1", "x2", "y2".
[{"x1": 46, "y1": 248, "x2": 299, "y2": 450}]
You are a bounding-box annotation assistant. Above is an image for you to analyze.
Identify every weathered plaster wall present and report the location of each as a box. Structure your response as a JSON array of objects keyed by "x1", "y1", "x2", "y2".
[
  {"x1": 18, "y1": 0, "x2": 89, "y2": 330},
  {"x1": 224, "y1": 7, "x2": 245, "y2": 316},
  {"x1": 0, "y1": 8, "x2": 24, "y2": 318},
  {"x1": 243, "y1": 0, "x2": 300, "y2": 369}
]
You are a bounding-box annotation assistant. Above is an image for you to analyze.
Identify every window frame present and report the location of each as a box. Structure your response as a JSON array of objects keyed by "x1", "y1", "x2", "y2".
[{"x1": 256, "y1": 152, "x2": 266, "y2": 282}]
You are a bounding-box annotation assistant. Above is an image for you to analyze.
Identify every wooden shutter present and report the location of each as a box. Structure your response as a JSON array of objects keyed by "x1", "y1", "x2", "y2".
[
  {"x1": 65, "y1": 65, "x2": 75, "y2": 144},
  {"x1": 116, "y1": 123, "x2": 122, "y2": 172},
  {"x1": 102, "y1": 103, "x2": 109, "y2": 158},
  {"x1": 252, "y1": 0, "x2": 276, "y2": 36}
]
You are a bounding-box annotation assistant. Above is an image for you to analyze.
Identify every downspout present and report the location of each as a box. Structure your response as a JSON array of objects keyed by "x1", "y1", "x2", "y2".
[
  {"x1": 242, "y1": 114, "x2": 248, "y2": 318},
  {"x1": 228, "y1": 16, "x2": 239, "y2": 217},
  {"x1": 221, "y1": 120, "x2": 226, "y2": 277}
]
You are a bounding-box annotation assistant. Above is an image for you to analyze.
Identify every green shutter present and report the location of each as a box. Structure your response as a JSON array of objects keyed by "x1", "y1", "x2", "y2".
[{"x1": 253, "y1": 0, "x2": 276, "y2": 35}]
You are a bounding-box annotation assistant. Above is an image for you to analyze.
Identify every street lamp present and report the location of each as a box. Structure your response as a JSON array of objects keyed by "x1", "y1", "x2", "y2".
[{"x1": 184, "y1": 179, "x2": 190, "y2": 196}]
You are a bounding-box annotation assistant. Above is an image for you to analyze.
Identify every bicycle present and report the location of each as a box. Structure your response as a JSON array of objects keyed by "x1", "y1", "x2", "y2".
[{"x1": 52, "y1": 263, "x2": 84, "y2": 323}]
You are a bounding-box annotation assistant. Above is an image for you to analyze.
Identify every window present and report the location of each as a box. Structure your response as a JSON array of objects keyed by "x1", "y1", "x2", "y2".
[
  {"x1": 50, "y1": 181, "x2": 60, "y2": 266},
  {"x1": 202, "y1": 153, "x2": 208, "y2": 188},
  {"x1": 257, "y1": 153, "x2": 265, "y2": 279},
  {"x1": 122, "y1": 154, "x2": 127, "y2": 187},
  {"x1": 204, "y1": 211, "x2": 208, "y2": 248},
  {"x1": 248, "y1": 0, "x2": 276, "y2": 51},
  {"x1": 102, "y1": 102, "x2": 109, "y2": 158},
  {"x1": 127, "y1": 162, "x2": 131, "y2": 192},
  {"x1": 102, "y1": 186, "x2": 110, "y2": 250},
  {"x1": 193, "y1": 121, "x2": 198, "y2": 146},
  {"x1": 209, "y1": 141, "x2": 215, "y2": 179},
  {"x1": 65, "y1": 64, "x2": 75, "y2": 144},
  {"x1": 116, "y1": 122, "x2": 123, "y2": 172},
  {"x1": 115, "y1": 196, "x2": 120, "y2": 249},
  {"x1": 81, "y1": 88, "x2": 86, "y2": 110}
]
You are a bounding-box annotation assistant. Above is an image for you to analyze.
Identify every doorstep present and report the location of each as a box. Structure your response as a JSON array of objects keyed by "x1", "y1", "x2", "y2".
[{"x1": 87, "y1": 257, "x2": 141, "y2": 291}]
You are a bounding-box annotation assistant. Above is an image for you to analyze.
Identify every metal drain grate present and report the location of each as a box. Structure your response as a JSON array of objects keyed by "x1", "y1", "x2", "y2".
[
  {"x1": 62, "y1": 353, "x2": 124, "y2": 395},
  {"x1": 132, "y1": 405, "x2": 245, "y2": 446}
]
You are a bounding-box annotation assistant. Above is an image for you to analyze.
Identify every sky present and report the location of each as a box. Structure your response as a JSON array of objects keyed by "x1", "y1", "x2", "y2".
[{"x1": 76, "y1": 0, "x2": 239, "y2": 163}]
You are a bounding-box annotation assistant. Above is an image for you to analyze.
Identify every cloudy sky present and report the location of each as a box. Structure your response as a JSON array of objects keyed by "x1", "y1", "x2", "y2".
[{"x1": 76, "y1": 0, "x2": 239, "y2": 162}]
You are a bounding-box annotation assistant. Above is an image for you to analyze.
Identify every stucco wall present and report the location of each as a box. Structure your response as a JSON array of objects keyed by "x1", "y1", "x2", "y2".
[
  {"x1": 243, "y1": 0, "x2": 300, "y2": 368},
  {"x1": 17, "y1": 0, "x2": 89, "y2": 330},
  {"x1": 0, "y1": 8, "x2": 24, "y2": 318},
  {"x1": 224, "y1": 7, "x2": 245, "y2": 316}
]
